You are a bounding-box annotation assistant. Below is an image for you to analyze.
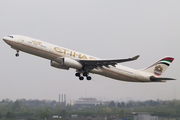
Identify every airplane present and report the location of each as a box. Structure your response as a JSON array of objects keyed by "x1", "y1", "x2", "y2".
[{"x1": 3, "y1": 35, "x2": 175, "y2": 82}]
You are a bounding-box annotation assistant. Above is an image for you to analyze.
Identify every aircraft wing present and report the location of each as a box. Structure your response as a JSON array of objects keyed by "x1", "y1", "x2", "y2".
[{"x1": 77, "y1": 55, "x2": 140, "y2": 70}]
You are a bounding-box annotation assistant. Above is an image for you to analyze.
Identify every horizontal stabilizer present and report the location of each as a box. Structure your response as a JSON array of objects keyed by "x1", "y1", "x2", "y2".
[{"x1": 150, "y1": 76, "x2": 176, "y2": 81}]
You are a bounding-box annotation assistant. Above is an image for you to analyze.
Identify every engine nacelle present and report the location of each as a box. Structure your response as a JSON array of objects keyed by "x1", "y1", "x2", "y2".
[
  {"x1": 51, "y1": 60, "x2": 69, "y2": 70},
  {"x1": 63, "y1": 57, "x2": 82, "y2": 69}
]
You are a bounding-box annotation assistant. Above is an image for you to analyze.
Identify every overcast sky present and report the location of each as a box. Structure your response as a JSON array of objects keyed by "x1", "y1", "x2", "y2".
[{"x1": 0, "y1": 0, "x2": 180, "y2": 102}]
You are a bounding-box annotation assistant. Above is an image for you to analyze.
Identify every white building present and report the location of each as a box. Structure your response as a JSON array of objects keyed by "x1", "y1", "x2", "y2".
[
  {"x1": 66, "y1": 100, "x2": 76, "y2": 106},
  {"x1": 66, "y1": 98, "x2": 103, "y2": 107},
  {"x1": 132, "y1": 112, "x2": 158, "y2": 120}
]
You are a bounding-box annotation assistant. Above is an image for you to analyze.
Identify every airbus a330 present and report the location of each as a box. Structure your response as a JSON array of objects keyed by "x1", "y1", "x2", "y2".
[{"x1": 3, "y1": 35, "x2": 175, "y2": 82}]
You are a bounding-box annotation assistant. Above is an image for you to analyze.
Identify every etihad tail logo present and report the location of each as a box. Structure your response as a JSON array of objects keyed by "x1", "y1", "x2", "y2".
[{"x1": 154, "y1": 65, "x2": 163, "y2": 76}]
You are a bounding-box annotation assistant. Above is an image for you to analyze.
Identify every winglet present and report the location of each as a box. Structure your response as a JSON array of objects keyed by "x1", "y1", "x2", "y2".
[{"x1": 131, "y1": 55, "x2": 140, "y2": 60}]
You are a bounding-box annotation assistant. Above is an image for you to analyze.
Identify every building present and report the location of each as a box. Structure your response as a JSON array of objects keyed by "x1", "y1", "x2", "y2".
[
  {"x1": 66, "y1": 100, "x2": 76, "y2": 106},
  {"x1": 132, "y1": 112, "x2": 158, "y2": 120},
  {"x1": 74, "y1": 98, "x2": 102, "y2": 108}
]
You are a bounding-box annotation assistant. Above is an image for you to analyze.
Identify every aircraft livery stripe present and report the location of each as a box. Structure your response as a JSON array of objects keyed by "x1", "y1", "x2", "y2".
[
  {"x1": 5, "y1": 39, "x2": 146, "y2": 82},
  {"x1": 98, "y1": 67, "x2": 144, "y2": 82},
  {"x1": 4, "y1": 39, "x2": 63, "y2": 58},
  {"x1": 146, "y1": 62, "x2": 170, "y2": 69},
  {"x1": 160, "y1": 57, "x2": 174, "y2": 63},
  {"x1": 144, "y1": 57, "x2": 174, "y2": 70},
  {"x1": 158, "y1": 62, "x2": 169, "y2": 66}
]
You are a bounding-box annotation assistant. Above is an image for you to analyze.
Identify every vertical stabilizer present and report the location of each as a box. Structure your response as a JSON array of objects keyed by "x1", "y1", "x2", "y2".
[{"x1": 143, "y1": 57, "x2": 174, "y2": 76}]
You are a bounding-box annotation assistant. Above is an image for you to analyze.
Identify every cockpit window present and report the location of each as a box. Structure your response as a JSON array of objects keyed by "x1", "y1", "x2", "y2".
[{"x1": 8, "y1": 35, "x2": 13, "y2": 38}]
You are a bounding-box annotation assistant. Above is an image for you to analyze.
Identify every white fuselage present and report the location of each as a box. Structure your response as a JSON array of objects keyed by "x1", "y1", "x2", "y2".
[{"x1": 3, "y1": 35, "x2": 152, "y2": 82}]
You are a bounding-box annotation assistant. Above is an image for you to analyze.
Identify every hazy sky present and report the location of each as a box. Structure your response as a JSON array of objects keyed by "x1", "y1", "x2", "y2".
[{"x1": 0, "y1": 0, "x2": 180, "y2": 102}]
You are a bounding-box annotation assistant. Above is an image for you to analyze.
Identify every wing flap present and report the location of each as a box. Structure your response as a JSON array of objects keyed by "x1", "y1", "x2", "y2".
[
  {"x1": 77, "y1": 55, "x2": 140, "y2": 71},
  {"x1": 78, "y1": 55, "x2": 140, "y2": 65}
]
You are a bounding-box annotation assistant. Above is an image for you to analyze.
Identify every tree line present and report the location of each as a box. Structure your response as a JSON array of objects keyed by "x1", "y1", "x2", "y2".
[{"x1": 0, "y1": 99, "x2": 180, "y2": 119}]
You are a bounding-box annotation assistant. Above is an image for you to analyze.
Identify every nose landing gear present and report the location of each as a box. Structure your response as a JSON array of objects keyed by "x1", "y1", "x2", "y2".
[{"x1": 15, "y1": 50, "x2": 19, "y2": 57}]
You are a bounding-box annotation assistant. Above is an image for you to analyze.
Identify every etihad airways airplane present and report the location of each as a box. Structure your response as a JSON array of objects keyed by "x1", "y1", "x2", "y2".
[{"x1": 3, "y1": 35, "x2": 175, "y2": 82}]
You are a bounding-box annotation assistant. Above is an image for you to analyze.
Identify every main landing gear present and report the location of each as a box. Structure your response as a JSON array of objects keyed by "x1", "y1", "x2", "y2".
[
  {"x1": 75, "y1": 72, "x2": 92, "y2": 81},
  {"x1": 15, "y1": 50, "x2": 19, "y2": 57}
]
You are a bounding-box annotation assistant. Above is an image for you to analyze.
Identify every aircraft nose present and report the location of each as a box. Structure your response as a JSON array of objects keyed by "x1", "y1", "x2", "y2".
[
  {"x1": 2, "y1": 36, "x2": 11, "y2": 44},
  {"x1": 2, "y1": 37, "x2": 7, "y2": 41}
]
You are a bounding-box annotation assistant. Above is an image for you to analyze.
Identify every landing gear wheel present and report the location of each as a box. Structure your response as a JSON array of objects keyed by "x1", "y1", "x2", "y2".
[
  {"x1": 75, "y1": 73, "x2": 80, "y2": 77},
  {"x1": 79, "y1": 76, "x2": 84, "y2": 80},
  {"x1": 87, "y1": 76, "x2": 92, "y2": 80},
  {"x1": 15, "y1": 53, "x2": 19, "y2": 57},
  {"x1": 15, "y1": 50, "x2": 19, "y2": 57}
]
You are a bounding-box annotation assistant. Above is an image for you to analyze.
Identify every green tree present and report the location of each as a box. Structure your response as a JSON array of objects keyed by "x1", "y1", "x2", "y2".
[
  {"x1": 96, "y1": 105, "x2": 106, "y2": 114},
  {"x1": 112, "y1": 107, "x2": 119, "y2": 114},
  {"x1": 108, "y1": 101, "x2": 116, "y2": 108},
  {"x1": 117, "y1": 102, "x2": 121, "y2": 108},
  {"x1": 66, "y1": 104, "x2": 73, "y2": 111},
  {"x1": 0, "y1": 113, "x2": 2, "y2": 118},
  {"x1": 40, "y1": 110, "x2": 51, "y2": 119},
  {"x1": 51, "y1": 100, "x2": 56, "y2": 106},
  {"x1": 103, "y1": 107, "x2": 112, "y2": 113},
  {"x1": 52, "y1": 104, "x2": 62, "y2": 115},
  {"x1": 126, "y1": 102, "x2": 133, "y2": 108},
  {"x1": 60, "y1": 109, "x2": 67, "y2": 118},
  {"x1": 119, "y1": 109, "x2": 125, "y2": 118},
  {"x1": 120, "y1": 102, "x2": 125, "y2": 108},
  {"x1": 6, "y1": 111, "x2": 16, "y2": 118},
  {"x1": 11, "y1": 100, "x2": 20, "y2": 111}
]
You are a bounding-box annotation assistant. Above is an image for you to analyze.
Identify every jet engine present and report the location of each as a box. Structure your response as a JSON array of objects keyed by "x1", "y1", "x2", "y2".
[
  {"x1": 50, "y1": 60, "x2": 69, "y2": 70},
  {"x1": 62, "y1": 57, "x2": 82, "y2": 69}
]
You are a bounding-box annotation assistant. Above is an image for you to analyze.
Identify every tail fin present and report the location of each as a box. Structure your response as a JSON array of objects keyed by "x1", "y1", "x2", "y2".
[{"x1": 143, "y1": 56, "x2": 174, "y2": 76}]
